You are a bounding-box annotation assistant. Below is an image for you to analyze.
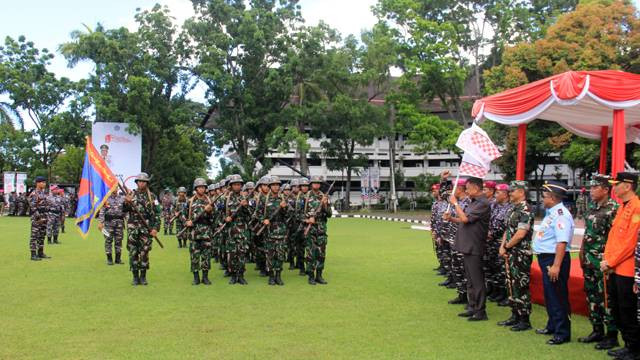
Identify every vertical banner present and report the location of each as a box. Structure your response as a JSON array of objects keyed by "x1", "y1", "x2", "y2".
[
  {"x1": 92, "y1": 122, "x2": 142, "y2": 189},
  {"x1": 369, "y1": 167, "x2": 380, "y2": 201},
  {"x1": 3, "y1": 172, "x2": 15, "y2": 195},
  {"x1": 15, "y1": 173, "x2": 27, "y2": 194},
  {"x1": 360, "y1": 168, "x2": 370, "y2": 201}
]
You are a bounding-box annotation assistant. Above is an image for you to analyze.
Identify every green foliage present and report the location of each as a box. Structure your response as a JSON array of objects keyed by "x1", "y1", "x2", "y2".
[
  {"x1": 61, "y1": 5, "x2": 213, "y2": 191},
  {"x1": 412, "y1": 173, "x2": 441, "y2": 192},
  {"x1": 51, "y1": 145, "x2": 85, "y2": 184}
]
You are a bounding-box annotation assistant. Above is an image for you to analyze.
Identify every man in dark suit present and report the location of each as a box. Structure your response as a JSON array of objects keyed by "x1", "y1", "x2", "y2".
[{"x1": 444, "y1": 176, "x2": 491, "y2": 321}]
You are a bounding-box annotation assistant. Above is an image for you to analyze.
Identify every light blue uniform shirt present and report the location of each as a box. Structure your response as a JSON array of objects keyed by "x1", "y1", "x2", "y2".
[{"x1": 532, "y1": 202, "x2": 574, "y2": 254}]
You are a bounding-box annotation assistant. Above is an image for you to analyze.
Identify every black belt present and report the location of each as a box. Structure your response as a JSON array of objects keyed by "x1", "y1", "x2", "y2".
[{"x1": 105, "y1": 215, "x2": 124, "y2": 221}]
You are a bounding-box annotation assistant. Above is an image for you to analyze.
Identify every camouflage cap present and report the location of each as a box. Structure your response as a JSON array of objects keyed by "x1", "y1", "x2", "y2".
[
  {"x1": 589, "y1": 174, "x2": 612, "y2": 188},
  {"x1": 282, "y1": 183, "x2": 291, "y2": 191},
  {"x1": 269, "y1": 176, "x2": 281, "y2": 185},
  {"x1": 290, "y1": 178, "x2": 300, "y2": 187},
  {"x1": 509, "y1": 180, "x2": 528, "y2": 191},
  {"x1": 299, "y1": 177, "x2": 310, "y2": 186},
  {"x1": 193, "y1": 178, "x2": 207, "y2": 189},
  {"x1": 177, "y1": 186, "x2": 187, "y2": 193},
  {"x1": 310, "y1": 175, "x2": 323, "y2": 183},
  {"x1": 244, "y1": 181, "x2": 255, "y2": 190}
]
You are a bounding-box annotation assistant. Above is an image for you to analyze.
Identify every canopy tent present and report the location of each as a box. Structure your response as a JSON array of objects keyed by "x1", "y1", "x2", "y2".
[{"x1": 471, "y1": 70, "x2": 640, "y2": 180}]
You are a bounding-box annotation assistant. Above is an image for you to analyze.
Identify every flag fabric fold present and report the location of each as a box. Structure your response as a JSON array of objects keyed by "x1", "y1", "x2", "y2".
[
  {"x1": 455, "y1": 124, "x2": 502, "y2": 179},
  {"x1": 75, "y1": 136, "x2": 118, "y2": 238}
]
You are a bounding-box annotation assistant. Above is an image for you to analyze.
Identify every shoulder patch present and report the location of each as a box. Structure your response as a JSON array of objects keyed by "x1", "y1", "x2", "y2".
[{"x1": 557, "y1": 208, "x2": 563, "y2": 215}]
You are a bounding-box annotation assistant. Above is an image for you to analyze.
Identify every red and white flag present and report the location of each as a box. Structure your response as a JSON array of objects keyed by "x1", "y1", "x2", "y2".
[
  {"x1": 455, "y1": 124, "x2": 501, "y2": 168},
  {"x1": 459, "y1": 152, "x2": 489, "y2": 178}
]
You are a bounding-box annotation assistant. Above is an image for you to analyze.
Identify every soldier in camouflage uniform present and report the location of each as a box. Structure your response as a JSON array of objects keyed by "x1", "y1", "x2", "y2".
[
  {"x1": 429, "y1": 183, "x2": 444, "y2": 274},
  {"x1": 258, "y1": 176, "x2": 290, "y2": 285},
  {"x1": 486, "y1": 183, "x2": 513, "y2": 302},
  {"x1": 123, "y1": 172, "x2": 161, "y2": 286},
  {"x1": 303, "y1": 175, "x2": 332, "y2": 285},
  {"x1": 436, "y1": 181, "x2": 455, "y2": 288},
  {"x1": 46, "y1": 187, "x2": 65, "y2": 245},
  {"x1": 185, "y1": 178, "x2": 215, "y2": 285},
  {"x1": 98, "y1": 190, "x2": 126, "y2": 265},
  {"x1": 29, "y1": 176, "x2": 50, "y2": 261},
  {"x1": 161, "y1": 189, "x2": 174, "y2": 235},
  {"x1": 448, "y1": 178, "x2": 469, "y2": 304},
  {"x1": 578, "y1": 175, "x2": 619, "y2": 349},
  {"x1": 286, "y1": 179, "x2": 300, "y2": 270},
  {"x1": 18, "y1": 192, "x2": 27, "y2": 216},
  {"x1": 173, "y1": 187, "x2": 189, "y2": 248},
  {"x1": 497, "y1": 180, "x2": 534, "y2": 331},
  {"x1": 221, "y1": 174, "x2": 251, "y2": 284},
  {"x1": 214, "y1": 181, "x2": 229, "y2": 273},
  {"x1": 252, "y1": 176, "x2": 271, "y2": 277},
  {"x1": 242, "y1": 181, "x2": 256, "y2": 264},
  {"x1": 293, "y1": 178, "x2": 310, "y2": 275}
]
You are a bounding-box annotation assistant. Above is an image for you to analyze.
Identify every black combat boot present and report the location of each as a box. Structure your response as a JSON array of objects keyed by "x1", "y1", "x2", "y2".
[
  {"x1": 47, "y1": 236, "x2": 52, "y2": 244},
  {"x1": 259, "y1": 269, "x2": 268, "y2": 277},
  {"x1": 106, "y1": 254, "x2": 114, "y2": 265},
  {"x1": 237, "y1": 273, "x2": 248, "y2": 285},
  {"x1": 315, "y1": 269, "x2": 327, "y2": 285},
  {"x1": 229, "y1": 274, "x2": 238, "y2": 285},
  {"x1": 164, "y1": 229, "x2": 167, "y2": 235},
  {"x1": 192, "y1": 271, "x2": 200, "y2": 285},
  {"x1": 202, "y1": 270, "x2": 211, "y2": 285},
  {"x1": 115, "y1": 252, "x2": 123, "y2": 264},
  {"x1": 139, "y1": 270, "x2": 148, "y2": 285},
  {"x1": 223, "y1": 269, "x2": 231, "y2": 277},
  {"x1": 595, "y1": 330, "x2": 619, "y2": 350},
  {"x1": 511, "y1": 315, "x2": 532, "y2": 332},
  {"x1": 38, "y1": 250, "x2": 51, "y2": 259},
  {"x1": 448, "y1": 293, "x2": 467, "y2": 305},
  {"x1": 498, "y1": 297, "x2": 510, "y2": 307},
  {"x1": 30, "y1": 251, "x2": 41, "y2": 261},
  {"x1": 268, "y1": 271, "x2": 276, "y2": 286},
  {"x1": 298, "y1": 262, "x2": 306, "y2": 276},
  {"x1": 308, "y1": 271, "x2": 316, "y2": 285},
  {"x1": 276, "y1": 271, "x2": 284, "y2": 286},
  {"x1": 132, "y1": 271, "x2": 140, "y2": 286},
  {"x1": 53, "y1": 235, "x2": 60, "y2": 244},
  {"x1": 289, "y1": 261, "x2": 296, "y2": 270},
  {"x1": 438, "y1": 278, "x2": 452, "y2": 287},
  {"x1": 497, "y1": 311, "x2": 518, "y2": 326},
  {"x1": 579, "y1": 325, "x2": 604, "y2": 343}
]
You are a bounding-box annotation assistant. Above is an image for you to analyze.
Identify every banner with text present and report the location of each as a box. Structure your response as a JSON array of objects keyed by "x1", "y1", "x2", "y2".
[{"x1": 92, "y1": 122, "x2": 142, "y2": 189}]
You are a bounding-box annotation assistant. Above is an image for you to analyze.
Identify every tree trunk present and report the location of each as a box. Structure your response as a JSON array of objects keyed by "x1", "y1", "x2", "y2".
[
  {"x1": 296, "y1": 120, "x2": 309, "y2": 176},
  {"x1": 388, "y1": 107, "x2": 397, "y2": 213}
]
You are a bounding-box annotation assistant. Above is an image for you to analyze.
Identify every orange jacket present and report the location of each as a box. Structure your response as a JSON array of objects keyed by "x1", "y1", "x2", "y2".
[{"x1": 604, "y1": 196, "x2": 640, "y2": 277}]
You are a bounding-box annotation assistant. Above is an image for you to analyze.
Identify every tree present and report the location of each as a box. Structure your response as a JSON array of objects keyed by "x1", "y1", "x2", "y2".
[
  {"x1": 0, "y1": 122, "x2": 39, "y2": 176},
  {"x1": 61, "y1": 5, "x2": 213, "y2": 192},
  {"x1": 182, "y1": 0, "x2": 302, "y2": 180},
  {"x1": 321, "y1": 94, "x2": 387, "y2": 209},
  {"x1": 51, "y1": 145, "x2": 85, "y2": 184},
  {"x1": 0, "y1": 36, "x2": 89, "y2": 182}
]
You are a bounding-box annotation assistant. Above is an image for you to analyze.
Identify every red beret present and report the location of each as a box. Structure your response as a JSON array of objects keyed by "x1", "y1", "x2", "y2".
[{"x1": 484, "y1": 181, "x2": 496, "y2": 189}]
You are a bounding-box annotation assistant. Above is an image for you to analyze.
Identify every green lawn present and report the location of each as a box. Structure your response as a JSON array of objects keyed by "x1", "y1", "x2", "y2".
[{"x1": 0, "y1": 216, "x2": 606, "y2": 359}]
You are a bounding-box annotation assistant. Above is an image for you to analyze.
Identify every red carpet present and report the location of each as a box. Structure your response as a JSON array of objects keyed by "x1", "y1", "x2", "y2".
[{"x1": 530, "y1": 258, "x2": 589, "y2": 316}]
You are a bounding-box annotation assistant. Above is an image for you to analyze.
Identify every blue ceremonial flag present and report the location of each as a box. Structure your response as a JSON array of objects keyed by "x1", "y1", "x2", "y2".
[{"x1": 75, "y1": 136, "x2": 118, "y2": 238}]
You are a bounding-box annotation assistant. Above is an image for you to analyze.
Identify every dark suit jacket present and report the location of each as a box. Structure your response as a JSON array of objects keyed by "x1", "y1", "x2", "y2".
[{"x1": 454, "y1": 194, "x2": 491, "y2": 256}]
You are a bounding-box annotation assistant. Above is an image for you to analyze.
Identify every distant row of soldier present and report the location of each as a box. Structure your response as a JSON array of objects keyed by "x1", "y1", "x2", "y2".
[{"x1": 94, "y1": 173, "x2": 332, "y2": 287}]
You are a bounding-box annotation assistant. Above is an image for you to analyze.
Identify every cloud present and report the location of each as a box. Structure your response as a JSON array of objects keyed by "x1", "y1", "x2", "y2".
[{"x1": 299, "y1": 0, "x2": 378, "y2": 38}]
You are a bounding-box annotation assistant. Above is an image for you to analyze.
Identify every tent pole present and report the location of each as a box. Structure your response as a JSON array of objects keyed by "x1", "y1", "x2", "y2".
[
  {"x1": 599, "y1": 126, "x2": 608, "y2": 174},
  {"x1": 516, "y1": 124, "x2": 527, "y2": 181},
  {"x1": 611, "y1": 110, "x2": 625, "y2": 179}
]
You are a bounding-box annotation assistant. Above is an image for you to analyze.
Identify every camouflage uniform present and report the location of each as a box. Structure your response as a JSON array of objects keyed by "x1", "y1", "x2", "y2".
[
  {"x1": 46, "y1": 193, "x2": 65, "y2": 243},
  {"x1": 29, "y1": 186, "x2": 50, "y2": 260},
  {"x1": 252, "y1": 177, "x2": 270, "y2": 275},
  {"x1": 582, "y1": 197, "x2": 618, "y2": 333},
  {"x1": 221, "y1": 179, "x2": 251, "y2": 284},
  {"x1": 451, "y1": 196, "x2": 470, "y2": 297},
  {"x1": 174, "y1": 191, "x2": 190, "y2": 248},
  {"x1": 486, "y1": 200, "x2": 513, "y2": 292},
  {"x1": 303, "y1": 184, "x2": 332, "y2": 284},
  {"x1": 18, "y1": 193, "x2": 27, "y2": 216},
  {"x1": 123, "y1": 176, "x2": 161, "y2": 285},
  {"x1": 187, "y1": 193, "x2": 214, "y2": 276},
  {"x1": 503, "y1": 199, "x2": 535, "y2": 321},
  {"x1": 435, "y1": 182, "x2": 454, "y2": 285},
  {"x1": 162, "y1": 193, "x2": 174, "y2": 235},
  {"x1": 98, "y1": 192, "x2": 126, "y2": 264},
  {"x1": 260, "y1": 188, "x2": 290, "y2": 285},
  {"x1": 430, "y1": 197, "x2": 446, "y2": 270}
]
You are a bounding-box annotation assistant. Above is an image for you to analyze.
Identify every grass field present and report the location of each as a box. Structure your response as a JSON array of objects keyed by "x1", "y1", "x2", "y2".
[{"x1": 0, "y1": 216, "x2": 607, "y2": 359}]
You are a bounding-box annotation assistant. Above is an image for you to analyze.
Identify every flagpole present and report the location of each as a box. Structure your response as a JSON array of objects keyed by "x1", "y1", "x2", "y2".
[{"x1": 444, "y1": 171, "x2": 460, "y2": 214}]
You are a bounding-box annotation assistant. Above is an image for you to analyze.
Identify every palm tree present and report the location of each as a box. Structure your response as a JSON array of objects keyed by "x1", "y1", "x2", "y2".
[{"x1": 0, "y1": 102, "x2": 24, "y2": 129}]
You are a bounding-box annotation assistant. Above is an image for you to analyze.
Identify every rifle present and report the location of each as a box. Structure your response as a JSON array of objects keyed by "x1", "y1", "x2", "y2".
[
  {"x1": 303, "y1": 181, "x2": 335, "y2": 237},
  {"x1": 255, "y1": 195, "x2": 288, "y2": 236},
  {"x1": 176, "y1": 193, "x2": 221, "y2": 238},
  {"x1": 119, "y1": 182, "x2": 164, "y2": 248},
  {"x1": 212, "y1": 197, "x2": 247, "y2": 237}
]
